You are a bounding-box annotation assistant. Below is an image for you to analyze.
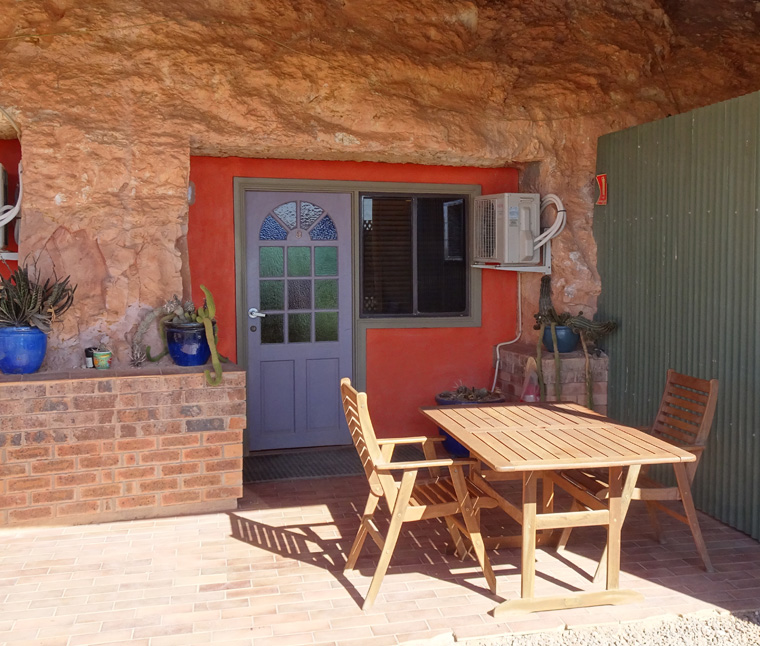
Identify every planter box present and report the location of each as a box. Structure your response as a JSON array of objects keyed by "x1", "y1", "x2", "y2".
[{"x1": 495, "y1": 342, "x2": 608, "y2": 414}]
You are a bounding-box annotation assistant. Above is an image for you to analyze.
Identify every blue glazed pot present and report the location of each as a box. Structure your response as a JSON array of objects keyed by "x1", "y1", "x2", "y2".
[
  {"x1": 0, "y1": 326, "x2": 48, "y2": 374},
  {"x1": 542, "y1": 325, "x2": 580, "y2": 353},
  {"x1": 434, "y1": 393, "x2": 506, "y2": 457},
  {"x1": 165, "y1": 322, "x2": 211, "y2": 366}
]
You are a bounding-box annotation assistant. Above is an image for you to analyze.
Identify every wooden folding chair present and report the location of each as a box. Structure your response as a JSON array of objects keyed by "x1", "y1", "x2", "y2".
[
  {"x1": 556, "y1": 370, "x2": 718, "y2": 575},
  {"x1": 340, "y1": 378, "x2": 498, "y2": 609}
]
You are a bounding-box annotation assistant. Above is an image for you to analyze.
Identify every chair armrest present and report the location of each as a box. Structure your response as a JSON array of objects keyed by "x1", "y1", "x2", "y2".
[
  {"x1": 375, "y1": 458, "x2": 477, "y2": 472},
  {"x1": 378, "y1": 436, "x2": 448, "y2": 478},
  {"x1": 376, "y1": 436, "x2": 444, "y2": 445}
]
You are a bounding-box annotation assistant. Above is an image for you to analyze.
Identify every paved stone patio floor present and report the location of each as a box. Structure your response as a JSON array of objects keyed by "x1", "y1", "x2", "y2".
[{"x1": 2, "y1": 475, "x2": 760, "y2": 645}]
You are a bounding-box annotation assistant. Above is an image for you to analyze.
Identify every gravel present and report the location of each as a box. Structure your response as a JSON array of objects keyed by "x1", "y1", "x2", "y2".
[{"x1": 484, "y1": 611, "x2": 760, "y2": 646}]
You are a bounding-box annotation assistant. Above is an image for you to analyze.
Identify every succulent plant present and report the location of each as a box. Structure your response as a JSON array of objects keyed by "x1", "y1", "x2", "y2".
[
  {"x1": 0, "y1": 264, "x2": 76, "y2": 333},
  {"x1": 437, "y1": 383, "x2": 502, "y2": 403},
  {"x1": 129, "y1": 342, "x2": 146, "y2": 368}
]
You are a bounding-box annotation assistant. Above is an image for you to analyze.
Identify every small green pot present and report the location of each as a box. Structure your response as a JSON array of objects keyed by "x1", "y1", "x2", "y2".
[{"x1": 93, "y1": 350, "x2": 113, "y2": 369}]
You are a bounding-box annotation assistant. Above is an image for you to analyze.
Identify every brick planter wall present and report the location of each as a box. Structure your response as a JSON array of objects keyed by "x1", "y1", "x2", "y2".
[
  {"x1": 0, "y1": 365, "x2": 246, "y2": 527},
  {"x1": 496, "y1": 343, "x2": 608, "y2": 414}
]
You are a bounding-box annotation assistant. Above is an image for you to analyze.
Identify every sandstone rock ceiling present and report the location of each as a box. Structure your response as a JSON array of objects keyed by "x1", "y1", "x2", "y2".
[{"x1": 1, "y1": 0, "x2": 759, "y2": 150}]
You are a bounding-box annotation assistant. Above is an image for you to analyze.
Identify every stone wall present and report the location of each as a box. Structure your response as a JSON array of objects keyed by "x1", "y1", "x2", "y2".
[
  {"x1": 496, "y1": 343, "x2": 608, "y2": 415},
  {"x1": 0, "y1": 366, "x2": 245, "y2": 527},
  {"x1": 1, "y1": 1, "x2": 759, "y2": 366}
]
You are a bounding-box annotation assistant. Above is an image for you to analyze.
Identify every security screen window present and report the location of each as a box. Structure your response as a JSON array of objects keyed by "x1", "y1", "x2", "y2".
[{"x1": 360, "y1": 194, "x2": 468, "y2": 317}]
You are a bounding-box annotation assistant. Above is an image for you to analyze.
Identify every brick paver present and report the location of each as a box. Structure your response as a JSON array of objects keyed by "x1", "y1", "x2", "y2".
[{"x1": 1, "y1": 476, "x2": 759, "y2": 645}]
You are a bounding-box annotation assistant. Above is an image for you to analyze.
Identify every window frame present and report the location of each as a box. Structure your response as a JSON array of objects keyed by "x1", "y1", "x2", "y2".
[{"x1": 359, "y1": 191, "x2": 471, "y2": 319}]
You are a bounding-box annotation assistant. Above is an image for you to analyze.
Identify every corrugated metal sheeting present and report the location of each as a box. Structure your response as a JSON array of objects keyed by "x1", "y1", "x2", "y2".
[{"x1": 594, "y1": 90, "x2": 760, "y2": 540}]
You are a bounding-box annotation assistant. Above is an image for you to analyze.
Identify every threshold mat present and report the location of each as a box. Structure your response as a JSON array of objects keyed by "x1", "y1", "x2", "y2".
[{"x1": 243, "y1": 443, "x2": 425, "y2": 484}]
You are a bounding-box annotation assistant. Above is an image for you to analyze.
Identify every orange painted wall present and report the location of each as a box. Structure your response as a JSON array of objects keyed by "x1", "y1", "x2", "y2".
[
  {"x1": 0, "y1": 139, "x2": 21, "y2": 279},
  {"x1": 188, "y1": 158, "x2": 519, "y2": 438}
]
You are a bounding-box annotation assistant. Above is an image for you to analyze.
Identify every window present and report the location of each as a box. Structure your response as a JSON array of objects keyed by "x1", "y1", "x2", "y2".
[{"x1": 360, "y1": 194, "x2": 468, "y2": 317}]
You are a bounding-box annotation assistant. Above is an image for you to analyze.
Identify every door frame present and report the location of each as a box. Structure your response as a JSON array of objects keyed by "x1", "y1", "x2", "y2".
[{"x1": 233, "y1": 177, "x2": 484, "y2": 452}]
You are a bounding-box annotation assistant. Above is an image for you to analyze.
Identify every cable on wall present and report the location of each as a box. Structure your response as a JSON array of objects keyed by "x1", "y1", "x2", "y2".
[{"x1": 489, "y1": 193, "x2": 566, "y2": 393}]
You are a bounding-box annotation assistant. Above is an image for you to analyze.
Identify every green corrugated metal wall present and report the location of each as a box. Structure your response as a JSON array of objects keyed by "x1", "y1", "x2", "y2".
[{"x1": 594, "y1": 90, "x2": 760, "y2": 540}]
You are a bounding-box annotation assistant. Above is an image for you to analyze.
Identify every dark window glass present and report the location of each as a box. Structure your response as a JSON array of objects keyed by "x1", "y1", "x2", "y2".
[
  {"x1": 417, "y1": 198, "x2": 467, "y2": 314},
  {"x1": 261, "y1": 314, "x2": 284, "y2": 344},
  {"x1": 360, "y1": 194, "x2": 467, "y2": 317}
]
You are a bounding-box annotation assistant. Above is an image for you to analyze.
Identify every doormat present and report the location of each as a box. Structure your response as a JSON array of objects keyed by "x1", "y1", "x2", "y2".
[{"x1": 243, "y1": 444, "x2": 426, "y2": 484}]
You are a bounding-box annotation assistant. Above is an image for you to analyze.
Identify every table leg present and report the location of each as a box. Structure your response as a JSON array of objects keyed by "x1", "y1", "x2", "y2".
[
  {"x1": 594, "y1": 464, "x2": 641, "y2": 584},
  {"x1": 606, "y1": 466, "x2": 623, "y2": 590},
  {"x1": 521, "y1": 471, "x2": 537, "y2": 599}
]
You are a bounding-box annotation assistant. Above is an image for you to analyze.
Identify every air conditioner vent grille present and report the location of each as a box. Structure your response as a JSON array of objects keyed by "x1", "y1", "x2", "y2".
[{"x1": 475, "y1": 199, "x2": 496, "y2": 260}]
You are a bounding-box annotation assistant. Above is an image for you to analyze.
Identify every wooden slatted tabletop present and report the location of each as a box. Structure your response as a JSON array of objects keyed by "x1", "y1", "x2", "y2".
[{"x1": 420, "y1": 402, "x2": 695, "y2": 472}]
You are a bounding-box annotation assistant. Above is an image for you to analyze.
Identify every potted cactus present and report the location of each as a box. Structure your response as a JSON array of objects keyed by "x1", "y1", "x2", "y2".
[
  {"x1": 533, "y1": 275, "x2": 617, "y2": 408},
  {"x1": 0, "y1": 263, "x2": 76, "y2": 374},
  {"x1": 131, "y1": 285, "x2": 224, "y2": 386}
]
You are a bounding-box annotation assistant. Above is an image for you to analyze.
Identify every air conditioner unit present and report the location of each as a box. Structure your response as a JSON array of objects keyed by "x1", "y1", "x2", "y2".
[{"x1": 472, "y1": 193, "x2": 540, "y2": 266}]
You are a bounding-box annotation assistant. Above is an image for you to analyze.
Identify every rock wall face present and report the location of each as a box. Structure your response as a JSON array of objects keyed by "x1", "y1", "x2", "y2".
[{"x1": 1, "y1": 0, "x2": 759, "y2": 365}]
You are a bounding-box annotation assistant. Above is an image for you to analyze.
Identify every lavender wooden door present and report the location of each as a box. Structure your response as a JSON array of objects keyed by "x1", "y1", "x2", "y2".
[{"x1": 245, "y1": 192, "x2": 353, "y2": 450}]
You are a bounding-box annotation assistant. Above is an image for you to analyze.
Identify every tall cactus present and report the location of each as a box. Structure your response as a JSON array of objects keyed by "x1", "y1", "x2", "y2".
[
  {"x1": 132, "y1": 286, "x2": 225, "y2": 386},
  {"x1": 197, "y1": 285, "x2": 223, "y2": 386}
]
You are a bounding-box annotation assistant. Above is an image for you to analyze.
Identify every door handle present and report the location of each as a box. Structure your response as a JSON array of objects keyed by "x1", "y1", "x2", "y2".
[{"x1": 248, "y1": 307, "x2": 266, "y2": 319}]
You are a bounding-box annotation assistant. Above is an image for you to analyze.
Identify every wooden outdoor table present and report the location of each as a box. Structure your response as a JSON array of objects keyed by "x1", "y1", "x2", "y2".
[{"x1": 419, "y1": 402, "x2": 696, "y2": 616}]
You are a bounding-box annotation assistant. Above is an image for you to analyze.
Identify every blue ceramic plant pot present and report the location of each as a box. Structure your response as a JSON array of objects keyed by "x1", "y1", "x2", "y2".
[
  {"x1": 165, "y1": 322, "x2": 211, "y2": 366},
  {"x1": 0, "y1": 326, "x2": 47, "y2": 374},
  {"x1": 542, "y1": 325, "x2": 580, "y2": 353}
]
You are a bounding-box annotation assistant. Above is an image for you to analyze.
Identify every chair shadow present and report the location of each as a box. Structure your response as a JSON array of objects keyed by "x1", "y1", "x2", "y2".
[
  {"x1": 228, "y1": 504, "x2": 522, "y2": 603},
  {"x1": 228, "y1": 485, "x2": 599, "y2": 609},
  {"x1": 227, "y1": 512, "x2": 366, "y2": 607}
]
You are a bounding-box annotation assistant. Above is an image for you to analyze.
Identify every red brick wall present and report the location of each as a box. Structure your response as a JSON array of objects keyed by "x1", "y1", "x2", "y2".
[{"x1": 0, "y1": 366, "x2": 245, "y2": 526}]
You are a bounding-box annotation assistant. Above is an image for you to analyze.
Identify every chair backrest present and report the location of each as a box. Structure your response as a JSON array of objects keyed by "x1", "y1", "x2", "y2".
[
  {"x1": 651, "y1": 370, "x2": 719, "y2": 449},
  {"x1": 340, "y1": 378, "x2": 387, "y2": 498}
]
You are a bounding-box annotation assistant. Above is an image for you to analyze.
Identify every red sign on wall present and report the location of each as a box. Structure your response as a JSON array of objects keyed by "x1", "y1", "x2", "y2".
[{"x1": 596, "y1": 174, "x2": 608, "y2": 205}]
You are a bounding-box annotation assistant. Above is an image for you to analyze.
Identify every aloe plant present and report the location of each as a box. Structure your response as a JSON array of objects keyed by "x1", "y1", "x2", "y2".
[{"x1": 0, "y1": 265, "x2": 76, "y2": 333}]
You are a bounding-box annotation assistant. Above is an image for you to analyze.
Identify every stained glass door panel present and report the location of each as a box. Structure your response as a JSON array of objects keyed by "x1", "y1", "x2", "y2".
[{"x1": 245, "y1": 192, "x2": 352, "y2": 450}]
